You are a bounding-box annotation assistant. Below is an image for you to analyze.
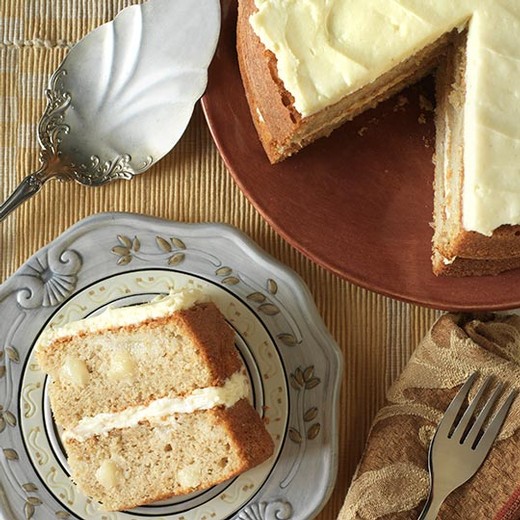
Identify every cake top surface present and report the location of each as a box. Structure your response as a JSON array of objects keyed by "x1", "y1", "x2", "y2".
[
  {"x1": 251, "y1": 0, "x2": 473, "y2": 116},
  {"x1": 249, "y1": 0, "x2": 520, "y2": 235},
  {"x1": 35, "y1": 287, "x2": 209, "y2": 349}
]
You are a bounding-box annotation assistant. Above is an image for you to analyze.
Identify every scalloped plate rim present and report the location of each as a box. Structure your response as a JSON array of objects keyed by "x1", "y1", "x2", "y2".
[{"x1": 0, "y1": 211, "x2": 343, "y2": 520}]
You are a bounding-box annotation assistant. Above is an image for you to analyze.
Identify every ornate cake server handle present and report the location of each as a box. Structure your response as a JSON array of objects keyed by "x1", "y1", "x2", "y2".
[
  {"x1": 0, "y1": 0, "x2": 220, "y2": 222},
  {"x1": 0, "y1": 165, "x2": 67, "y2": 221},
  {"x1": 0, "y1": 173, "x2": 46, "y2": 222}
]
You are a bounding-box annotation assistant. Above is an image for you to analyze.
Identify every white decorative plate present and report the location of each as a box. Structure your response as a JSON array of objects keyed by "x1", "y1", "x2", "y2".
[{"x1": 0, "y1": 213, "x2": 343, "y2": 520}]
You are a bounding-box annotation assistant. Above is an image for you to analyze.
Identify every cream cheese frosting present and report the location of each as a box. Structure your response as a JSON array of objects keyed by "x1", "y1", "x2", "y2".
[
  {"x1": 249, "y1": 0, "x2": 520, "y2": 236},
  {"x1": 36, "y1": 288, "x2": 209, "y2": 349},
  {"x1": 63, "y1": 370, "x2": 251, "y2": 442}
]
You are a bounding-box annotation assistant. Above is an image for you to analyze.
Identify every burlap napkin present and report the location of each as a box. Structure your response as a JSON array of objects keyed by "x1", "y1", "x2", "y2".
[{"x1": 338, "y1": 313, "x2": 520, "y2": 520}]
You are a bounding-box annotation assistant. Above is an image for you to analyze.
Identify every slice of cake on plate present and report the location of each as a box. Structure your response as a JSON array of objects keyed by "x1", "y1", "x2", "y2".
[
  {"x1": 36, "y1": 288, "x2": 274, "y2": 511},
  {"x1": 237, "y1": 0, "x2": 520, "y2": 276}
]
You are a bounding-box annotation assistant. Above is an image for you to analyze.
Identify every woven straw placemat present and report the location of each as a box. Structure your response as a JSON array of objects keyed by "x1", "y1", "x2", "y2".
[{"x1": 0, "y1": 1, "x2": 442, "y2": 518}]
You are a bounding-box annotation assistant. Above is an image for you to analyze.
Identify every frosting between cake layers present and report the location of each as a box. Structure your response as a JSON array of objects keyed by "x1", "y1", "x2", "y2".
[
  {"x1": 62, "y1": 370, "x2": 251, "y2": 442},
  {"x1": 249, "y1": 0, "x2": 520, "y2": 236},
  {"x1": 35, "y1": 288, "x2": 209, "y2": 349}
]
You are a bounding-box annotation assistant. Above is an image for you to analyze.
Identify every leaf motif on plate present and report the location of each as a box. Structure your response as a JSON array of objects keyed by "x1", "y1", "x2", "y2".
[
  {"x1": 277, "y1": 333, "x2": 298, "y2": 347},
  {"x1": 222, "y1": 276, "x2": 240, "y2": 285},
  {"x1": 24, "y1": 502, "x2": 34, "y2": 520},
  {"x1": 22, "y1": 483, "x2": 39, "y2": 493},
  {"x1": 156, "y1": 236, "x2": 172, "y2": 253},
  {"x1": 113, "y1": 234, "x2": 142, "y2": 264},
  {"x1": 4, "y1": 411, "x2": 16, "y2": 427},
  {"x1": 307, "y1": 423, "x2": 321, "y2": 440},
  {"x1": 111, "y1": 246, "x2": 130, "y2": 256},
  {"x1": 6, "y1": 346, "x2": 19, "y2": 363},
  {"x1": 258, "y1": 303, "x2": 280, "y2": 316},
  {"x1": 304, "y1": 407, "x2": 318, "y2": 422},
  {"x1": 0, "y1": 415, "x2": 5, "y2": 434},
  {"x1": 55, "y1": 512, "x2": 71, "y2": 519},
  {"x1": 294, "y1": 367, "x2": 304, "y2": 386},
  {"x1": 216, "y1": 266, "x2": 232, "y2": 277},
  {"x1": 117, "y1": 235, "x2": 132, "y2": 248},
  {"x1": 117, "y1": 255, "x2": 132, "y2": 266},
  {"x1": 288, "y1": 428, "x2": 303, "y2": 444},
  {"x1": 290, "y1": 375, "x2": 302, "y2": 391},
  {"x1": 168, "y1": 253, "x2": 185, "y2": 266},
  {"x1": 247, "y1": 292, "x2": 266, "y2": 303},
  {"x1": 303, "y1": 366, "x2": 314, "y2": 382},
  {"x1": 305, "y1": 377, "x2": 321, "y2": 390},
  {"x1": 0, "y1": 365, "x2": 5, "y2": 378},
  {"x1": 3, "y1": 448, "x2": 19, "y2": 460},
  {"x1": 267, "y1": 279, "x2": 278, "y2": 295},
  {"x1": 170, "y1": 237, "x2": 186, "y2": 250}
]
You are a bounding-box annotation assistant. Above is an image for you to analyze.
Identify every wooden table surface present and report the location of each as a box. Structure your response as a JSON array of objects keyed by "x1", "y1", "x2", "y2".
[{"x1": 0, "y1": 1, "x2": 442, "y2": 518}]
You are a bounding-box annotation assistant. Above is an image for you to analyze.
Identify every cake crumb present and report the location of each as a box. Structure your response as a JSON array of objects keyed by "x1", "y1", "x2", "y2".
[
  {"x1": 422, "y1": 135, "x2": 433, "y2": 149},
  {"x1": 418, "y1": 113, "x2": 427, "y2": 125},
  {"x1": 419, "y1": 94, "x2": 434, "y2": 112},
  {"x1": 358, "y1": 126, "x2": 368, "y2": 136},
  {"x1": 393, "y1": 95, "x2": 409, "y2": 112}
]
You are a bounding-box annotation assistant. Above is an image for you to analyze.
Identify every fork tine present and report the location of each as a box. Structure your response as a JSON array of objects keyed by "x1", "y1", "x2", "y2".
[
  {"x1": 451, "y1": 376, "x2": 492, "y2": 441},
  {"x1": 464, "y1": 383, "x2": 503, "y2": 448},
  {"x1": 436, "y1": 372, "x2": 478, "y2": 437},
  {"x1": 474, "y1": 390, "x2": 518, "y2": 453}
]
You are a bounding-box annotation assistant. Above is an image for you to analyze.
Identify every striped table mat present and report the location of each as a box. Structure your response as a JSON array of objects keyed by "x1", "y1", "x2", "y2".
[{"x1": 0, "y1": 1, "x2": 442, "y2": 518}]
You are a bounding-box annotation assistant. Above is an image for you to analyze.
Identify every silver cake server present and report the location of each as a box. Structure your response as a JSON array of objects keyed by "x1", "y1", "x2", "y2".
[{"x1": 0, "y1": 0, "x2": 220, "y2": 221}]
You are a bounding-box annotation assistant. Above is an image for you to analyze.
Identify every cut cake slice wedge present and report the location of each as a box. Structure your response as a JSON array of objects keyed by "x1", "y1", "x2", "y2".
[{"x1": 36, "y1": 289, "x2": 274, "y2": 511}]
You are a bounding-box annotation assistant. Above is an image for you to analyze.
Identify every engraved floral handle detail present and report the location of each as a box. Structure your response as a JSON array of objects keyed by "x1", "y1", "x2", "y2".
[
  {"x1": 0, "y1": 168, "x2": 57, "y2": 222},
  {"x1": 0, "y1": 69, "x2": 76, "y2": 223},
  {"x1": 0, "y1": 176, "x2": 41, "y2": 221},
  {"x1": 0, "y1": 67, "x2": 151, "y2": 222},
  {"x1": 0, "y1": 0, "x2": 220, "y2": 221}
]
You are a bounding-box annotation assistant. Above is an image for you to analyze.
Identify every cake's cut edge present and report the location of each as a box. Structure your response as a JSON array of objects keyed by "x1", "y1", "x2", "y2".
[
  {"x1": 433, "y1": 30, "x2": 520, "y2": 276},
  {"x1": 35, "y1": 293, "x2": 240, "y2": 429},
  {"x1": 64, "y1": 399, "x2": 275, "y2": 512}
]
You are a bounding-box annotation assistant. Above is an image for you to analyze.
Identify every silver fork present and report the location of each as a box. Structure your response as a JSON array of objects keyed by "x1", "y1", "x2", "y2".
[{"x1": 418, "y1": 372, "x2": 518, "y2": 520}]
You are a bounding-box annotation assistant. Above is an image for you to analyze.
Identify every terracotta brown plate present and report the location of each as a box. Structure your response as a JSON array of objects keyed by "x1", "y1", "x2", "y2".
[{"x1": 201, "y1": 0, "x2": 520, "y2": 312}]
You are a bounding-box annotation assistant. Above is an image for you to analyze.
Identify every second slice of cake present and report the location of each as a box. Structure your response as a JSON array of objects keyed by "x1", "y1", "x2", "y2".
[{"x1": 36, "y1": 288, "x2": 274, "y2": 511}]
